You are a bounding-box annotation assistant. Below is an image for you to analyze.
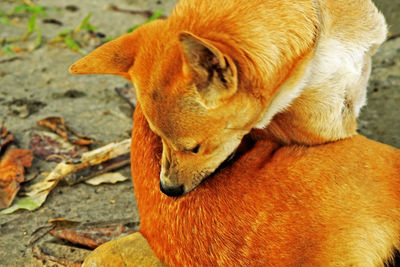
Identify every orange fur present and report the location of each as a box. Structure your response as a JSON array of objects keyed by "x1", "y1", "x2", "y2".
[{"x1": 131, "y1": 105, "x2": 400, "y2": 266}]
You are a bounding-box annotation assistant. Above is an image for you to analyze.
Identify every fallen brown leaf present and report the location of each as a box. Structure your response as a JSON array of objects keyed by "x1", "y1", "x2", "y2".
[
  {"x1": 0, "y1": 126, "x2": 15, "y2": 155},
  {"x1": 37, "y1": 117, "x2": 96, "y2": 146},
  {"x1": 0, "y1": 148, "x2": 33, "y2": 209},
  {"x1": 1, "y1": 139, "x2": 131, "y2": 214},
  {"x1": 49, "y1": 224, "x2": 136, "y2": 249},
  {"x1": 30, "y1": 131, "x2": 88, "y2": 163},
  {"x1": 37, "y1": 117, "x2": 67, "y2": 140}
]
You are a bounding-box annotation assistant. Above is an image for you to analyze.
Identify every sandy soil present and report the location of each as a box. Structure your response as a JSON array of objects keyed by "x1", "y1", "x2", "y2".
[{"x1": 0, "y1": 0, "x2": 399, "y2": 266}]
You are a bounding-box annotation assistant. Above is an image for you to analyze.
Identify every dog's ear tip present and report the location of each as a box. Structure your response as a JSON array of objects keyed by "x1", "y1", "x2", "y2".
[
  {"x1": 68, "y1": 59, "x2": 89, "y2": 74},
  {"x1": 68, "y1": 64, "x2": 78, "y2": 74}
]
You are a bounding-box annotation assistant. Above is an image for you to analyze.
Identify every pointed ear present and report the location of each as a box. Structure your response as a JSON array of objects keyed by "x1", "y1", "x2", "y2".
[
  {"x1": 69, "y1": 33, "x2": 139, "y2": 79},
  {"x1": 179, "y1": 32, "x2": 238, "y2": 107}
]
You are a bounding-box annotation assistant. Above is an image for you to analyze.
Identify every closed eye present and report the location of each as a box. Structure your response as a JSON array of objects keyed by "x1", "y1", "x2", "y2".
[{"x1": 184, "y1": 144, "x2": 201, "y2": 154}]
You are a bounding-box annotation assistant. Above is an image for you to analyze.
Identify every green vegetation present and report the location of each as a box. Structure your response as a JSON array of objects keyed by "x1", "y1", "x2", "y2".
[
  {"x1": 51, "y1": 14, "x2": 98, "y2": 54},
  {"x1": 1, "y1": 3, "x2": 47, "y2": 55},
  {"x1": 0, "y1": 2, "x2": 165, "y2": 57}
]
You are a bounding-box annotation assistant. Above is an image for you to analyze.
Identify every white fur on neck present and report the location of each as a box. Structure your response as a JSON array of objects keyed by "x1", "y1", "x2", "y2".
[{"x1": 254, "y1": 36, "x2": 370, "y2": 130}]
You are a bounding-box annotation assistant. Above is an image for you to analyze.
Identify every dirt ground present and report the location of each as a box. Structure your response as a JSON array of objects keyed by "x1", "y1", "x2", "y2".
[{"x1": 0, "y1": 0, "x2": 399, "y2": 266}]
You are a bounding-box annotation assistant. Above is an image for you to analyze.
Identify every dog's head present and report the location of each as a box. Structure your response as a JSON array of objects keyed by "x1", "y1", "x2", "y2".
[{"x1": 70, "y1": 21, "x2": 263, "y2": 196}]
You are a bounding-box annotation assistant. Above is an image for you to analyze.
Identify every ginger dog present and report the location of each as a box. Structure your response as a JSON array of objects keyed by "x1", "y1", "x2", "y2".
[
  {"x1": 84, "y1": 105, "x2": 400, "y2": 267},
  {"x1": 70, "y1": 0, "x2": 387, "y2": 195}
]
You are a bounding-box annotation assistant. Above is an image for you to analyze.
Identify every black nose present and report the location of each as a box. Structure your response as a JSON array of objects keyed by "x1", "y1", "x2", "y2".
[{"x1": 160, "y1": 182, "x2": 185, "y2": 197}]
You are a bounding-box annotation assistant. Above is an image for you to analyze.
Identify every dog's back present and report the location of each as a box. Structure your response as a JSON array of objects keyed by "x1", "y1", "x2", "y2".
[{"x1": 131, "y1": 105, "x2": 400, "y2": 266}]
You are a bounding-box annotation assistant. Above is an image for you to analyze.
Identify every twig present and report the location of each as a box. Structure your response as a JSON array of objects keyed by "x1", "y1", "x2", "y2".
[
  {"x1": 108, "y1": 4, "x2": 167, "y2": 19},
  {"x1": 0, "y1": 57, "x2": 22, "y2": 64},
  {"x1": 32, "y1": 245, "x2": 82, "y2": 267},
  {"x1": 387, "y1": 33, "x2": 400, "y2": 41},
  {"x1": 64, "y1": 153, "x2": 130, "y2": 185},
  {"x1": 1, "y1": 37, "x2": 24, "y2": 44}
]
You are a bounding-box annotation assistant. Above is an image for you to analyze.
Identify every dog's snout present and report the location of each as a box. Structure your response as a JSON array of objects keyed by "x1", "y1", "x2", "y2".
[{"x1": 160, "y1": 182, "x2": 185, "y2": 197}]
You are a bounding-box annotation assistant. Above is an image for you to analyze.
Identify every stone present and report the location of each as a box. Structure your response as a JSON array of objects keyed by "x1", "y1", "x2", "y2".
[{"x1": 82, "y1": 232, "x2": 165, "y2": 267}]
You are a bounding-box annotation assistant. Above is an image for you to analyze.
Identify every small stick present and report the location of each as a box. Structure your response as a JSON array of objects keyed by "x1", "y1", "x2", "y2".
[{"x1": 108, "y1": 4, "x2": 167, "y2": 19}]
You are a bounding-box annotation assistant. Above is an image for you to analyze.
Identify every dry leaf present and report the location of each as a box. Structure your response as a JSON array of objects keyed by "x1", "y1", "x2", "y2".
[
  {"x1": 0, "y1": 139, "x2": 131, "y2": 214},
  {"x1": 37, "y1": 117, "x2": 69, "y2": 140},
  {"x1": 49, "y1": 224, "x2": 135, "y2": 249},
  {"x1": 30, "y1": 131, "x2": 88, "y2": 162},
  {"x1": 37, "y1": 117, "x2": 96, "y2": 146},
  {"x1": 85, "y1": 172, "x2": 128, "y2": 186},
  {"x1": 0, "y1": 126, "x2": 15, "y2": 155},
  {"x1": 0, "y1": 162, "x2": 74, "y2": 214},
  {"x1": 0, "y1": 148, "x2": 33, "y2": 209},
  {"x1": 32, "y1": 220, "x2": 139, "y2": 265}
]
